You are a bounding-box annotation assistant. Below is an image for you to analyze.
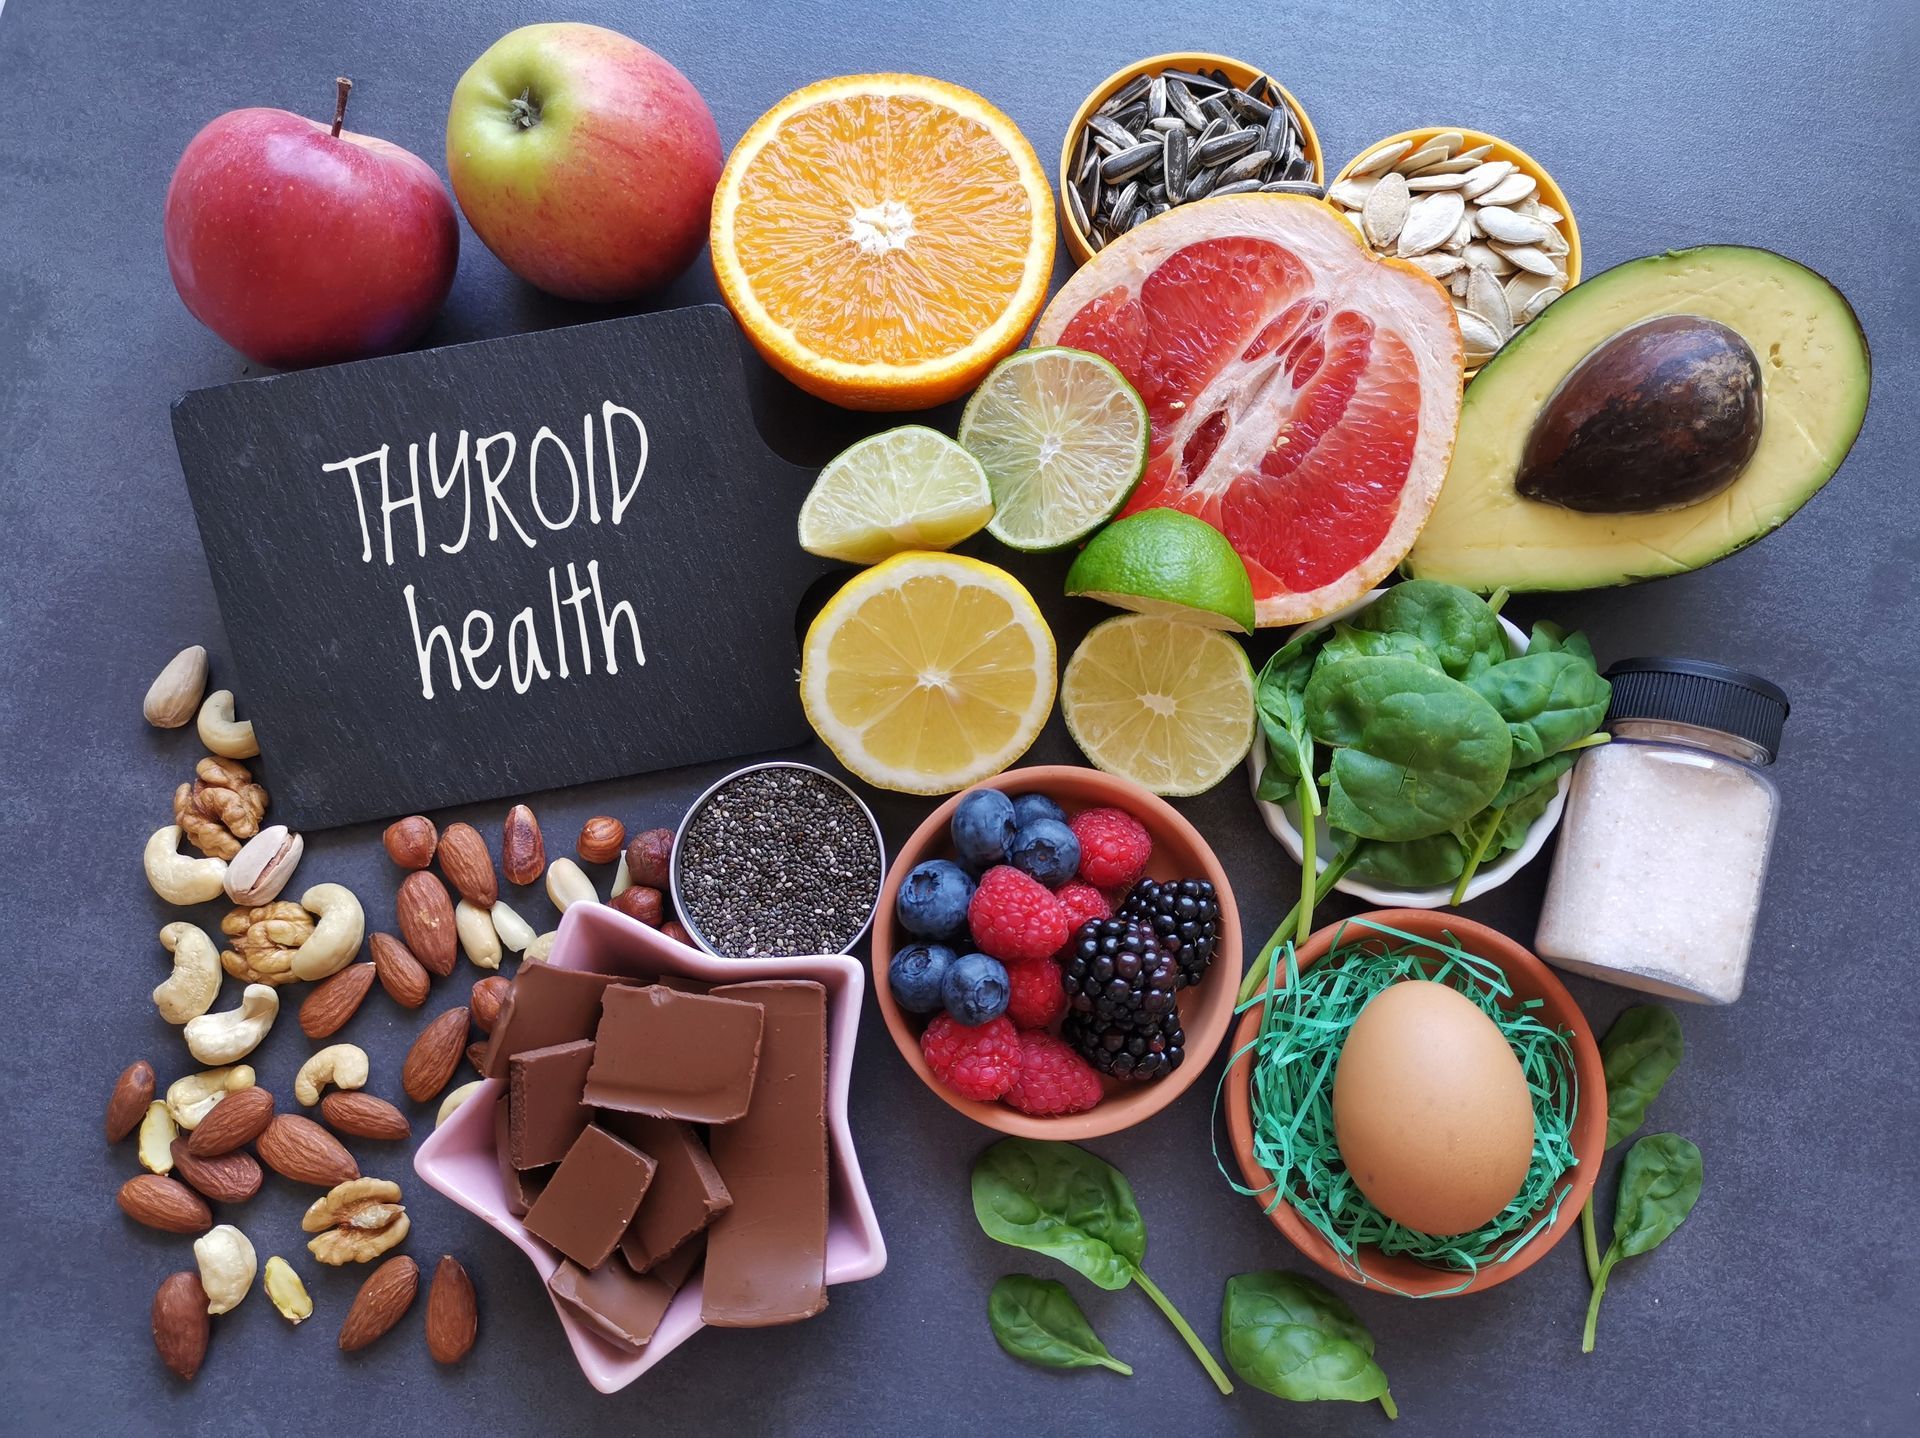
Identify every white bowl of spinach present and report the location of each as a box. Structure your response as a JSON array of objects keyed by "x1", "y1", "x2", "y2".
[{"x1": 1246, "y1": 582, "x2": 1609, "y2": 937}]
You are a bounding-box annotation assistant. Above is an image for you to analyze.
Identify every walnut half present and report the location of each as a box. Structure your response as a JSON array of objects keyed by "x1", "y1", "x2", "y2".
[
  {"x1": 220, "y1": 901, "x2": 315, "y2": 985},
  {"x1": 174, "y1": 755, "x2": 268, "y2": 860},
  {"x1": 302, "y1": 1178, "x2": 410, "y2": 1265}
]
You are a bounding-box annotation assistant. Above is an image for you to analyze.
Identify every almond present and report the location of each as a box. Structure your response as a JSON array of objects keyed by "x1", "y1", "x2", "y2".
[
  {"x1": 466, "y1": 1040, "x2": 489, "y2": 1074},
  {"x1": 256, "y1": 1113, "x2": 359, "y2": 1187},
  {"x1": 153, "y1": 1271, "x2": 211, "y2": 1380},
  {"x1": 170, "y1": 1139, "x2": 264, "y2": 1204},
  {"x1": 500, "y1": 804, "x2": 545, "y2": 885},
  {"x1": 320, "y1": 1091, "x2": 412, "y2": 1142},
  {"x1": 577, "y1": 814, "x2": 625, "y2": 864},
  {"x1": 437, "y1": 821, "x2": 498, "y2": 908},
  {"x1": 397, "y1": 871, "x2": 458, "y2": 977},
  {"x1": 107, "y1": 1059, "x2": 156, "y2": 1142},
  {"x1": 339, "y1": 1254, "x2": 419, "y2": 1352},
  {"x1": 186, "y1": 1084, "x2": 274, "y2": 1157},
  {"x1": 402, "y1": 1006, "x2": 470, "y2": 1102},
  {"x1": 425, "y1": 1254, "x2": 478, "y2": 1363},
  {"x1": 370, "y1": 931, "x2": 430, "y2": 1008},
  {"x1": 118, "y1": 1174, "x2": 212, "y2": 1233},
  {"x1": 383, "y1": 814, "x2": 437, "y2": 869},
  {"x1": 469, "y1": 975, "x2": 510, "y2": 1033},
  {"x1": 300, "y1": 961, "x2": 376, "y2": 1038}
]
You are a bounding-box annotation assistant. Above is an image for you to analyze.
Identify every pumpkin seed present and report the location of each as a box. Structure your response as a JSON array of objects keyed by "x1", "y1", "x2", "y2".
[
  {"x1": 1476, "y1": 206, "x2": 1555, "y2": 245},
  {"x1": 1464, "y1": 265, "x2": 1514, "y2": 338},
  {"x1": 1463, "y1": 241, "x2": 1514, "y2": 275},
  {"x1": 1520, "y1": 285, "x2": 1564, "y2": 321},
  {"x1": 1490, "y1": 241, "x2": 1558, "y2": 276},
  {"x1": 1395, "y1": 143, "x2": 1454, "y2": 174},
  {"x1": 1478, "y1": 172, "x2": 1538, "y2": 207},
  {"x1": 1408, "y1": 253, "x2": 1467, "y2": 279},
  {"x1": 1458, "y1": 309, "x2": 1504, "y2": 358},
  {"x1": 1350, "y1": 139, "x2": 1413, "y2": 176},
  {"x1": 1460, "y1": 160, "x2": 1515, "y2": 199},
  {"x1": 1362, "y1": 171, "x2": 1411, "y2": 246},
  {"x1": 1395, "y1": 190, "x2": 1466, "y2": 256},
  {"x1": 1328, "y1": 177, "x2": 1380, "y2": 207},
  {"x1": 1407, "y1": 172, "x2": 1471, "y2": 191}
]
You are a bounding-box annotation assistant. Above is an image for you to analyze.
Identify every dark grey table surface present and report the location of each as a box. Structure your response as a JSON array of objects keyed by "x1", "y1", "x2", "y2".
[{"x1": 4, "y1": 0, "x2": 1914, "y2": 1432}]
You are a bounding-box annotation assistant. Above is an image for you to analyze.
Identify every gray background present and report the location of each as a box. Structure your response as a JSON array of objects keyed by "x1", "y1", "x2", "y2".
[{"x1": 3, "y1": 0, "x2": 1914, "y2": 1432}]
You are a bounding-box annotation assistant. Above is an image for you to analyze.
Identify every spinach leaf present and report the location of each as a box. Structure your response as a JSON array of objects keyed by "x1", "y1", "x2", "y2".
[
  {"x1": 1582, "y1": 1134, "x2": 1703, "y2": 1353},
  {"x1": 1352, "y1": 832, "x2": 1468, "y2": 888},
  {"x1": 1306, "y1": 657, "x2": 1511, "y2": 841},
  {"x1": 1318, "y1": 623, "x2": 1443, "y2": 672},
  {"x1": 1600, "y1": 1006, "x2": 1686, "y2": 1148},
  {"x1": 1221, "y1": 1272, "x2": 1397, "y2": 1418},
  {"x1": 988, "y1": 1275, "x2": 1132, "y2": 1375},
  {"x1": 1468, "y1": 650, "x2": 1612, "y2": 766},
  {"x1": 1255, "y1": 629, "x2": 1328, "y2": 947},
  {"x1": 1350, "y1": 580, "x2": 1508, "y2": 679},
  {"x1": 970, "y1": 1138, "x2": 1144, "y2": 1290},
  {"x1": 1491, "y1": 749, "x2": 1578, "y2": 810},
  {"x1": 1527, "y1": 619, "x2": 1596, "y2": 666}
]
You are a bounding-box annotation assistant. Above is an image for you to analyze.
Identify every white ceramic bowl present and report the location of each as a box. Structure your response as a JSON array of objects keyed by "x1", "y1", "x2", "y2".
[
  {"x1": 1246, "y1": 589, "x2": 1571, "y2": 908},
  {"x1": 413, "y1": 902, "x2": 887, "y2": 1393}
]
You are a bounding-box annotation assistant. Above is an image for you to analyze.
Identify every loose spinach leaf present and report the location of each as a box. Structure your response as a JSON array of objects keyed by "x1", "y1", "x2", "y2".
[
  {"x1": 988, "y1": 1275, "x2": 1132, "y2": 1375},
  {"x1": 1527, "y1": 619, "x2": 1596, "y2": 666},
  {"x1": 1491, "y1": 749, "x2": 1578, "y2": 810},
  {"x1": 1318, "y1": 623, "x2": 1443, "y2": 672},
  {"x1": 971, "y1": 1138, "x2": 1144, "y2": 1290},
  {"x1": 1350, "y1": 580, "x2": 1509, "y2": 679},
  {"x1": 1351, "y1": 832, "x2": 1468, "y2": 888},
  {"x1": 1600, "y1": 1007, "x2": 1686, "y2": 1148},
  {"x1": 1255, "y1": 628, "x2": 1325, "y2": 790},
  {"x1": 1583, "y1": 1134, "x2": 1703, "y2": 1352},
  {"x1": 1468, "y1": 650, "x2": 1612, "y2": 766},
  {"x1": 1306, "y1": 657, "x2": 1511, "y2": 841},
  {"x1": 1221, "y1": 1272, "x2": 1397, "y2": 1416},
  {"x1": 1254, "y1": 764, "x2": 1294, "y2": 805}
]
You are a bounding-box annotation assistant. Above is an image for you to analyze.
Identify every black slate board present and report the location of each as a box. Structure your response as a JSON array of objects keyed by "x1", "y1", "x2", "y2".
[{"x1": 171, "y1": 306, "x2": 828, "y2": 829}]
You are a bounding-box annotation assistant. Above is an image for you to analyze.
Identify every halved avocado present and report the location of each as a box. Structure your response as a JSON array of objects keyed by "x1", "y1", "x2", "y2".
[{"x1": 1405, "y1": 246, "x2": 1870, "y2": 591}]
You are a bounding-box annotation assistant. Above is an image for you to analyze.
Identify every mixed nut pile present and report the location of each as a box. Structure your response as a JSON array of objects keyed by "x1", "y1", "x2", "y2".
[{"x1": 124, "y1": 644, "x2": 691, "y2": 1381}]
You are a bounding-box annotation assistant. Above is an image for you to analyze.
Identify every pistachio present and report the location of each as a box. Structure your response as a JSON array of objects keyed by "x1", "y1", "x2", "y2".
[{"x1": 222, "y1": 825, "x2": 303, "y2": 906}]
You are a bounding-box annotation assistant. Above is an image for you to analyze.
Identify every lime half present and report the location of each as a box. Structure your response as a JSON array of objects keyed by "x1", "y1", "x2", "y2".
[
  {"x1": 1062, "y1": 614, "x2": 1256, "y2": 796},
  {"x1": 1065, "y1": 510, "x2": 1256, "y2": 633},
  {"x1": 958, "y1": 347, "x2": 1148, "y2": 551},
  {"x1": 798, "y1": 425, "x2": 994, "y2": 564}
]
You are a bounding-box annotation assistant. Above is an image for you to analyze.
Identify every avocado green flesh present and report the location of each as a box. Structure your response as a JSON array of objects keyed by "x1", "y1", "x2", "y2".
[{"x1": 1405, "y1": 246, "x2": 1871, "y2": 592}]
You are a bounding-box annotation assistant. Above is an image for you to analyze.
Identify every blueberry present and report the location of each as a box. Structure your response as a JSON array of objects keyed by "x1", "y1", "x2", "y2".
[
  {"x1": 889, "y1": 944, "x2": 956, "y2": 1014},
  {"x1": 895, "y1": 859, "x2": 974, "y2": 939},
  {"x1": 941, "y1": 952, "x2": 1010, "y2": 1026},
  {"x1": 1010, "y1": 818, "x2": 1081, "y2": 889},
  {"x1": 1011, "y1": 792, "x2": 1067, "y2": 830},
  {"x1": 951, "y1": 788, "x2": 1016, "y2": 869}
]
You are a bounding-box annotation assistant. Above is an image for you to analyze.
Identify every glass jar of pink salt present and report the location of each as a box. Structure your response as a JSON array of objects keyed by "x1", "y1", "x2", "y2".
[{"x1": 1535, "y1": 658, "x2": 1789, "y2": 1005}]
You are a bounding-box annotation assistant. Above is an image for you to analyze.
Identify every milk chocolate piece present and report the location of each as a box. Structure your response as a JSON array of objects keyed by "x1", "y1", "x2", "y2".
[
  {"x1": 523, "y1": 1124, "x2": 657, "y2": 1268},
  {"x1": 583, "y1": 985, "x2": 765, "y2": 1123},
  {"x1": 702, "y1": 980, "x2": 828, "y2": 1327},
  {"x1": 508, "y1": 1039, "x2": 595, "y2": 1169},
  {"x1": 547, "y1": 1238, "x2": 705, "y2": 1351},
  {"x1": 602, "y1": 1113, "x2": 732, "y2": 1272},
  {"x1": 492, "y1": 1096, "x2": 551, "y2": 1216},
  {"x1": 481, "y1": 965, "x2": 622, "y2": 1079}
]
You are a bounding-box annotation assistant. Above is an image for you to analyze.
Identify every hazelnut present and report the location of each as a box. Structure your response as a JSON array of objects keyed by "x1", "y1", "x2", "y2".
[
  {"x1": 625, "y1": 828, "x2": 674, "y2": 890},
  {"x1": 469, "y1": 975, "x2": 510, "y2": 1033},
  {"x1": 609, "y1": 886, "x2": 663, "y2": 927},
  {"x1": 577, "y1": 816, "x2": 625, "y2": 865},
  {"x1": 661, "y1": 920, "x2": 694, "y2": 948},
  {"x1": 383, "y1": 816, "x2": 437, "y2": 870}
]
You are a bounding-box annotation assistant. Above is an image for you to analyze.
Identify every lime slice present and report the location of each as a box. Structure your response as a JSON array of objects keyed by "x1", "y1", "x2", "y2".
[
  {"x1": 798, "y1": 426, "x2": 994, "y2": 564},
  {"x1": 1061, "y1": 614, "x2": 1256, "y2": 796},
  {"x1": 958, "y1": 347, "x2": 1149, "y2": 551},
  {"x1": 1065, "y1": 510, "x2": 1256, "y2": 633}
]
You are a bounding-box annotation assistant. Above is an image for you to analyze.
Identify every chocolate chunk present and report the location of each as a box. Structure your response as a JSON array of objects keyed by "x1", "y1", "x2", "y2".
[
  {"x1": 547, "y1": 1237, "x2": 705, "y2": 1351},
  {"x1": 702, "y1": 980, "x2": 828, "y2": 1327},
  {"x1": 493, "y1": 1096, "x2": 551, "y2": 1216},
  {"x1": 601, "y1": 1113, "x2": 731, "y2": 1272},
  {"x1": 509, "y1": 1039, "x2": 595, "y2": 1169},
  {"x1": 481, "y1": 965, "x2": 623, "y2": 1079},
  {"x1": 583, "y1": 986, "x2": 765, "y2": 1124},
  {"x1": 523, "y1": 1124, "x2": 657, "y2": 1269}
]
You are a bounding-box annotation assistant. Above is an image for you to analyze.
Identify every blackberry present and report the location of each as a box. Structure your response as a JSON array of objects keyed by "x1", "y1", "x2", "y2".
[
  {"x1": 1120, "y1": 878, "x2": 1220, "y2": 989},
  {"x1": 1061, "y1": 919, "x2": 1178, "y2": 1027},
  {"x1": 1063, "y1": 1006, "x2": 1185, "y2": 1082}
]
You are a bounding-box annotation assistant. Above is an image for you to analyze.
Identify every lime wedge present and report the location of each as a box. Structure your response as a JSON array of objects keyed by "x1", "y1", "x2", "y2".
[
  {"x1": 1065, "y1": 510, "x2": 1256, "y2": 633},
  {"x1": 958, "y1": 347, "x2": 1148, "y2": 551},
  {"x1": 798, "y1": 425, "x2": 994, "y2": 564},
  {"x1": 1061, "y1": 614, "x2": 1256, "y2": 796}
]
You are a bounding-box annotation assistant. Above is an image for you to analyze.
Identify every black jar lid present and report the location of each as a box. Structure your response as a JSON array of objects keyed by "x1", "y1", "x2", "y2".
[{"x1": 1602, "y1": 657, "x2": 1789, "y2": 761}]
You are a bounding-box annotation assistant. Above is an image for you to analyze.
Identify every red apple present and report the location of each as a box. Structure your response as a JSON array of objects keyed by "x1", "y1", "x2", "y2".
[
  {"x1": 165, "y1": 79, "x2": 459, "y2": 368},
  {"x1": 446, "y1": 23, "x2": 721, "y2": 302}
]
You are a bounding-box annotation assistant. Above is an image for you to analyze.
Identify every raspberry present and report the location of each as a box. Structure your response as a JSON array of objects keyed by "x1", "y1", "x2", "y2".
[
  {"x1": 1005, "y1": 1032, "x2": 1104, "y2": 1116},
  {"x1": 1005, "y1": 958, "x2": 1068, "y2": 1029},
  {"x1": 920, "y1": 1013, "x2": 1019, "y2": 1101},
  {"x1": 1070, "y1": 807, "x2": 1153, "y2": 889},
  {"x1": 967, "y1": 865, "x2": 1070, "y2": 965},
  {"x1": 1054, "y1": 880, "x2": 1112, "y2": 931}
]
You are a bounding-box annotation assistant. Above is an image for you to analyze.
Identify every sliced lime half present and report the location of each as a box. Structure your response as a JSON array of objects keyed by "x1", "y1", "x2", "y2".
[{"x1": 1065, "y1": 509, "x2": 1257, "y2": 633}]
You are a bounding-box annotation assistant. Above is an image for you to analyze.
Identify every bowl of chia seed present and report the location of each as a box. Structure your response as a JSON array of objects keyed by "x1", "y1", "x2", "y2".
[{"x1": 671, "y1": 761, "x2": 886, "y2": 958}]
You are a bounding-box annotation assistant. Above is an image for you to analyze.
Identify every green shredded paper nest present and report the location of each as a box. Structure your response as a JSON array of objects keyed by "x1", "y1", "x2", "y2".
[{"x1": 1216, "y1": 917, "x2": 1580, "y2": 1298}]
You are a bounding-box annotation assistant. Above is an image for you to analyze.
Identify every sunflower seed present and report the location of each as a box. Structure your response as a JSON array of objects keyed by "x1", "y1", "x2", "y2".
[
  {"x1": 1460, "y1": 160, "x2": 1515, "y2": 200},
  {"x1": 1194, "y1": 127, "x2": 1261, "y2": 167},
  {"x1": 1259, "y1": 181, "x2": 1327, "y2": 197},
  {"x1": 1232, "y1": 87, "x2": 1273, "y2": 122},
  {"x1": 1148, "y1": 115, "x2": 1184, "y2": 134},
  {"x1": 1110, "y1": 181, "x2": 1139, "y2": 221},
  {"x1": 1395, "y1": 190, "x2": 1465, "y2": 256},
  {"x1": 1064, "y1": 177, "x2": 1091, "y2": 236},
  {"x1": 1208, "y1": 179, "x2": 1261, "y2": 197},
  {"x1": 1264, "y1": 105, "x2": 1293, "y2": 156},
  {"x1": 1478, "y1": 172, "x2": 1538, "y2": 207},
  {"x1": 1200, "y1": 95, "x2": 1237, "y2": 127},
  {"x1": 1219, "y1": 150, "x2": 1273, "y2": 184},
  {"x1": 1183, "y1": 167, "x2": 1219, "y2": 203},
  {"x1": 1148, "y1": 76, "x2": 1168, "y2": 121},
  {"x1": 1101, "y1": 143, "x2": 1160, "y2": 184},
  {"x1": 1407, "y1": 172, "x2": 1471, "y2": 191},
  {"x1": 1161, "y1": 67, "x2": 1227, "y2": 93},
  {"x1": 1351, "y1": 139, "x2": 1413, "y2": 176},
  {"x1": 1491, "y1": 241, "x2": 1558, "y2": 275},
  {"x1": 1165, "y1": 78, "x2": 1208, "y2": 130},
  {"x1": 1101, "y1": 75, "x2": 1150, "y2": 113},
  {"x1": 1361, "y1": 171, "x2": 1411, "y2": 246},
  {"x1": 1282, "y1": 153, "x2": 1315, "y2": 182},
  {"x1": 1087, "y1": 113, "x2": 1139, "y2": 149},
  {"x1": 1476, "y1": 206, "x2": 1554, "y2": 245},
  {"x1": 1163, "y1": 127, "x2": 1189, "y2": 193},
  {"x1": 1464, "y1": 265, "x2": 1513, "y2": 338}
]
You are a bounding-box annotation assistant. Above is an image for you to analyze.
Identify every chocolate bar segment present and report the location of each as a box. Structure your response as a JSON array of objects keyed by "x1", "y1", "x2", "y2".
[
  {"x1": 547, "y1": 1237, "x2": 705, "y2": 1351},
  {"x1": 583, "y1": 985, "x2": 765, "y2": 1123},
  {"x1": 481, "y1": 965, "x2": 623, "y2": 1079},
  {"x1": 601, "y1": 1113, "x2": 731, "y2": 1272},
  {"x1": 493, "y1": 1095, "x2": 552, "y2": 1216},
  {"x1": 701, "y1": 980, "x2": 828, "y2": 1327},
  {"x1": 508, "y1": 1039, "x2": 595, "y2": 1169},
  {"x1": 523, "y1": 1124, "x2": 657, "y2": 1268}
]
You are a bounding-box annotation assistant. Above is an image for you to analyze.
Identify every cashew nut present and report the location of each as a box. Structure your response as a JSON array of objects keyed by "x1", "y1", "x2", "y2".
[
  {"x1": 546, "y1": 857, "x2": 596, "y2": 913},
  {"x1": 524, "y1": 930, "x2": 559, "y2": 963},
  {"x1": 138, "y1": 1101, "x2": 178, "y2": 1173},
  {"x1": 294, "y1": 1043, "x2": 369, "y2": 1106},
  {"x1": 263, "y1": 1256, "x2": 312, "y2": 1324},
  {"x1": 193, "y1": 1224, "x2": 257, "y2": 1315},
  {"x1": 184, "y1": 984, "x2": 279, "y2": 1064},
  {"x1": 154, "y1": 922, "x2": 222, "y2": 1025},
  {"x1": 436, "y1": 1079, "x2": 483, "y2": 1128},
  {"x1": 290, "y1": 883, "x2": 365, "y2": 981},
  {"x1": 144, "y1": 824, "x2": 228, "y2": 906},
  {"x1": 455, "y1": 900, "x2": 501, "y2": 971},
  {"x1": 166, "y1": 1065, "x2": 255, "y2": 1130},
  {"x1": 490, "y1": 899, "x2": 536, "y2": 953},
  {"x1": 196, "y1": 689, "x2": 260, "y2": 759}
]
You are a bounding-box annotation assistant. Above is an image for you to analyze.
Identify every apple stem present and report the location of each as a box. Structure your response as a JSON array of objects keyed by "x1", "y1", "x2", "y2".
[
  {"x1": 331, "y1": 76, "x2": 353, "y2": 138},
  {"x1": 510, "y1": 87, "x2": 542, "y2": 130}
]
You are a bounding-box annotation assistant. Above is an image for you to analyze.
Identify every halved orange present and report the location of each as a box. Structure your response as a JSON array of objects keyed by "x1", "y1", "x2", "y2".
[{"x1": 711, "y1": 74, "x2": 1055, "y2": 411}]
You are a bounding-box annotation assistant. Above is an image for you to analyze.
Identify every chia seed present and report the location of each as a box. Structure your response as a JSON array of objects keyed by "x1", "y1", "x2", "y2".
[{"x1": 676, "y1": 765, "x2": 883, "y2": 957}]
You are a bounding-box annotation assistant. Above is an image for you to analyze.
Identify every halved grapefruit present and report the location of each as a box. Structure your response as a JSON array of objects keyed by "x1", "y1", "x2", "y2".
[{"x1": 1033, "y1": 195, "x2": 1463, "y2": 626}]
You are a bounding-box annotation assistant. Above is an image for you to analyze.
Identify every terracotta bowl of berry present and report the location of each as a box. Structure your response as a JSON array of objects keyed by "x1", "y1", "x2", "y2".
[{"x1": 872, "y1": 764, "x2": 1240, "y2": 1138}]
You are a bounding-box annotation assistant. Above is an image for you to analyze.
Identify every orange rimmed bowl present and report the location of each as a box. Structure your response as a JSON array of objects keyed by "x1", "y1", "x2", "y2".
[
  {"x1": 873, "y1": 765, "x2": 1240, "y2": 1138},
  {"x1": 1224, "y1": 909, "x2": 1604, "y2": 1297},
  {"x1": 1059, "y1": 51, "x2": 1324, "y2": 266}
]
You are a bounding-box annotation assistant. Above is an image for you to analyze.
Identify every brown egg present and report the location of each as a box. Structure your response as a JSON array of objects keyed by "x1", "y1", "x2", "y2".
[{"x1": 1332, "y1": 979, "x2": 1535, "y2": 1236}]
